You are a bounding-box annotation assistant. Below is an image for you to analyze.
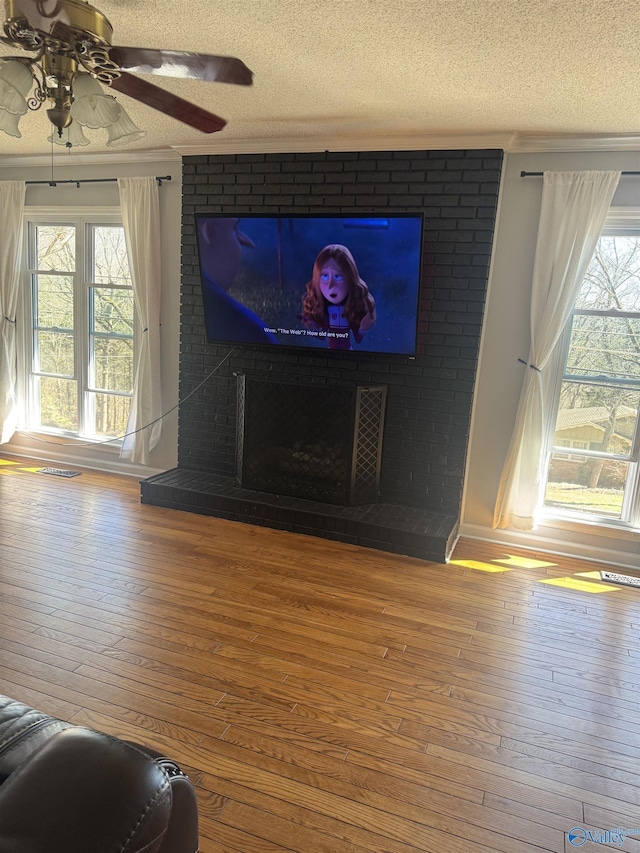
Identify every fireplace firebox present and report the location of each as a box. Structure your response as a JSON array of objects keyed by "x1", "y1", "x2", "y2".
[{"x1": 236, "y1": 375, "x2": 386, "y2": 506}]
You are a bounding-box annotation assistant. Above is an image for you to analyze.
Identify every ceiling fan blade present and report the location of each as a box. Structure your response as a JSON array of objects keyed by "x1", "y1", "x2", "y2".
[
  {"x1": 109, "y1": 71, "x2": 227, "y2": 133},
  {"x1": 108, "y1": 47, "x2": 253, "y2": 86}
]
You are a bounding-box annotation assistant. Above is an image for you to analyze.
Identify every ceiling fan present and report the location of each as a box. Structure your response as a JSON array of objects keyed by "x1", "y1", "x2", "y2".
[{"x1": 0, "y1": 0, "x2": 253, "y2": 144}]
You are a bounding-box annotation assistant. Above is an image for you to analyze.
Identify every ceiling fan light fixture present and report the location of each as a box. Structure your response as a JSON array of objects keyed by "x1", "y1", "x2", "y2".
[
  {"x1": 2, "y1": 0, "x2": 252, "y2": 148},
  {"x1": 104, "y1": 102, "x2": 145, "y2": 147}
]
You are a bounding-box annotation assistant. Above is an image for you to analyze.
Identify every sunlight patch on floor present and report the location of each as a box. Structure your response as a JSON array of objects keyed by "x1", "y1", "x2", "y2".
[
  {"x1": 451, "y1": 549, "x2": 621, "y2": 594},
  {"x1": 539, "y1": 576, "x2": 619, "y2": 593},
  {"x1": 0, "y1": 465, "x2": 43, "y2": 474},
  {"x1": 449, "y1": 559, "x2": 511, "y2": 573},
  {"x1": 492, "y1": 554, "x2": 557, "y2": 569}
]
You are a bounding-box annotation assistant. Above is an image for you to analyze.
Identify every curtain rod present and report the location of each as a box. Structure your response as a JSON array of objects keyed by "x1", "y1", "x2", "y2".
[
  {"x1": 520, "y1": 170, "x2": 640, "y2": 177},
  {"x1": 25, "y1": 175, "x2": 172, "y2": 187}
]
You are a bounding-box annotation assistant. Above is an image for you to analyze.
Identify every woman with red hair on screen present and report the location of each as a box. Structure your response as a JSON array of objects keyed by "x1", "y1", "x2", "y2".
[{"x1": 301, "y1": 244, "x2": 376, "y2": 350}]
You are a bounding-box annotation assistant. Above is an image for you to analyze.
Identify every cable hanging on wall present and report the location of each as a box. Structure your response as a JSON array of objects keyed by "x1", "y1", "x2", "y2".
[{"x1": 18, "y1": 347, "x2": 238, "y2": 449}]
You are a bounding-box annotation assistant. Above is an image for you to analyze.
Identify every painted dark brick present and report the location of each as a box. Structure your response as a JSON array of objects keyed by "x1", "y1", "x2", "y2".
[{"x1": 173, "y1": 148, "x2": 502, "y2": 545}]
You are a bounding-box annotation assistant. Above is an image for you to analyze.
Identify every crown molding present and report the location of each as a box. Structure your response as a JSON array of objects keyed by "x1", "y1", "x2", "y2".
[
  {"x1": 0, "y1": 147, "x2": 181, "y2": 169},
  {"x1": 509, "y1": 133, "x2": 640, "y2": 153},
  {"x1": 3, "y1": 131, "x2": 639, "y2": 168},
  {"x1": 171, "y1": 131, "x2": 640, "y2": 157},
  {"x1": 171, "y1": 132, "x2": 517, "y2": 157}
]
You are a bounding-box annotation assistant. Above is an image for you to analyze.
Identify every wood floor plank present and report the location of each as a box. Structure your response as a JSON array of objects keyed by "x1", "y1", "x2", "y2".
[
  {"x1": 1, "y1": 453, "x2": 639, "y2": 853},
  {"x1": 196, "y1": 752, "x2": 560, "y2": 853},
  {"x1": 217, "y1": 800, "x2": 377, "y2": 853},
  {"x1": 201, "y1": 774, "x2": 446, "y2": 853},
  {"x1": 450, "y1": 680, "x2": 640, "y2": 736},
  {"x1": 214, "y1": 725, "x2": 563, "y2": 850},
  {"x1": 346, "y1": 746, "x2": 584, "y2": 821},
  {"x1": 427, "y1": 742, "x2": 640, "y2": 817},
  {"x1": 427, "y1": 736, "x2": 640, "y2": 805}
]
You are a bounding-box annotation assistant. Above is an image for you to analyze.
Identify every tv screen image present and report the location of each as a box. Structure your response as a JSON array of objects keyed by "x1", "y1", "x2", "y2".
[{"x1": 195, "y1": 214, "x2": 424, "y2": 356}]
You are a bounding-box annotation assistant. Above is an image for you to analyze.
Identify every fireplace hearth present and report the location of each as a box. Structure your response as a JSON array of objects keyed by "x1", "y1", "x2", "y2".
[
  {"x1": 236, "y1": 375, "x2": 387, "y2": 506},
  {"x1": 141, "y1": 370, "x2": 459, "y2": 561},
  {"x1": 141, "y1": 467, "x2": 460, "y2": 562}
]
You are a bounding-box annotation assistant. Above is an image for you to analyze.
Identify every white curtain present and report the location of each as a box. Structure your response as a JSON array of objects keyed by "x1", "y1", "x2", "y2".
[
  {"x1": 493, "y1": 170, "x2": 621, "y2": 531},
  {"x1": 0, "y1": 181, "x2": 26, "y2": 445},
  {"x1": 118, "y1": 177, "x2": 162, "y2": 465}
]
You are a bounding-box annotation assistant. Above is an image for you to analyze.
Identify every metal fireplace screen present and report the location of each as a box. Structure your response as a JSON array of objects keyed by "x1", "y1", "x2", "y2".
[{"x1": 237, "y1": 376, "x2": 386, "y2": 506}]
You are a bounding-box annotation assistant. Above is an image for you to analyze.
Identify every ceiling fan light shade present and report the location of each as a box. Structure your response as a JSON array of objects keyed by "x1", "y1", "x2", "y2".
[
  {"x1": 105, "y1": 104, "x2": 146, "y2": 147},
  {"x1": 70, "y1": 72, "x2": 121, "y2": 128},
  {"x1": 0, "y1": 106, "x2": 22, "y2": 137},
  {"x1": 48, "y1": 120, "x2": 91, "y2": 147},
  {"x1": 0, "y1": 60, "x2": 32, "y2": 105},
  {"x1": 0, "y1": 60, "x2": 32, "y2": 137}
]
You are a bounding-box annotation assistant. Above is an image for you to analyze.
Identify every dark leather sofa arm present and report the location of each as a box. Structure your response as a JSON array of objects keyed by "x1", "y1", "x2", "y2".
[{"x1": 0, "y1": 697, "x2": 199, "y2": 853}]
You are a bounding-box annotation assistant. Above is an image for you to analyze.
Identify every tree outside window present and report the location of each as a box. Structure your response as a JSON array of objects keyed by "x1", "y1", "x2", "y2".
[
  {"x1": 26, "y1": 216, "x2": 134, "y2": 440},
  {"x1": 544, "y1": 232, "x2": 640, "y2": 523}
]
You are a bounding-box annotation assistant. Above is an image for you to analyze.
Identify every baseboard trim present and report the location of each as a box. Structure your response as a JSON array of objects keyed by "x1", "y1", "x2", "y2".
[
  {"x1": 0, "y1": 444, "x2": 162, "y2": 480},
  {"x1": 458, "y1": 522, "x2": 640, "y2": 571}
]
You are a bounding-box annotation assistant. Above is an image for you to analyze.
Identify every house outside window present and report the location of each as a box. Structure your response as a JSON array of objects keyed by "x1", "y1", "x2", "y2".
[
  {"x1": 543, "y1": 210, "x2": 640, "y2": 527},
  {"x1": 20, "y1": 210, "x2": 135, "y2": 442}
]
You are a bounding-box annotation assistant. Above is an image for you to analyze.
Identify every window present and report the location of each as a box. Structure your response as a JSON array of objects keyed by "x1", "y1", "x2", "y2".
[
  {"x1": 543, "y1": 212, "x2": 640, "y2": 526},
  {"x1": 22, "y1": 212, "x2": 135, "y2": 441}
]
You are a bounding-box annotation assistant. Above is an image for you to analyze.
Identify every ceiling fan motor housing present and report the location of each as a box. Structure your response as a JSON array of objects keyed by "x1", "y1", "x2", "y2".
[
  {"x1": 4, "y1": 0, "x2": 114, "y2": 46},
  {"x1": 42, "y1": 52, "x2": 75, "y2": 132}
]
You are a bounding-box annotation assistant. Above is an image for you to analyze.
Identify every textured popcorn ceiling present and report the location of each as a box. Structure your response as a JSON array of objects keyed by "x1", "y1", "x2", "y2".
[{"x1": 1, "y1": 0, "x2": 639, "y2": 158}]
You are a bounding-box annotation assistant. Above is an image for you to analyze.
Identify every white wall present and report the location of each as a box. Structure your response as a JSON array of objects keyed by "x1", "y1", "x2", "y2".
[
  {"x1": 4, "y1": 145, "x2": 639, "y2": 564},
  {"x1": 462, "y1": 148, "x2": 640, "y2": 568},
  {"x1": 1, "y1": 153, "x2": 182, "y2": 477}
]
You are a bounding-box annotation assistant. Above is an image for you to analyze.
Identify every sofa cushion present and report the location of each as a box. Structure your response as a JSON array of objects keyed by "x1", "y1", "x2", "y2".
[
  {"x1": 0, "y1": 726, "x2": 172, "y2": 853},
  {"x1": 0, "y1": 698, "x2": 70, "y2": 784}
]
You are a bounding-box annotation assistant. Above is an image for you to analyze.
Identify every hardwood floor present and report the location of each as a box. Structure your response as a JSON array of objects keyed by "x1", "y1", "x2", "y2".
[{"x1": 2, "y1": 455, "x2": 640, "y2": 853}]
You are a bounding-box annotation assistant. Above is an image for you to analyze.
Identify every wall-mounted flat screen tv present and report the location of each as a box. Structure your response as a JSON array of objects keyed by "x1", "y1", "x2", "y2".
[{"x1": 194, "y1": 214, "x2": 424, "y2": 355}]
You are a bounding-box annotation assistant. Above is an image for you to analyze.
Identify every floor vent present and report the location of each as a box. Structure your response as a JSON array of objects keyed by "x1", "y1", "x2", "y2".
[
  {"x1": 38, "y1": 467, "x2": 81, "y2": 478},
  {"x1": 600, "y1": 571, "x2": 640, "y2": 589}
]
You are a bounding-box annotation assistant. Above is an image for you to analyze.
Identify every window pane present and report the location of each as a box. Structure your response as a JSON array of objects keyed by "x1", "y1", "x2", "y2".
[
  {"x1": 576, "y1": 237, "x2": 640, "y2": 311},
  {"x1": 566, "y1": 315, "x2": 640, "y2": 382},
  {"x1": 27, "y1": 218, "x2": 137, "y2": 444},
  {"x1": 92, "y1": 287, "x2": 134, "y2": 335},
  {"x1": 92, "y1": 337, "x2": 134, "y2": 392},
  {"x1": 37, "y1": 376, "x2": 77, "y2": 430},
  {"x1": 89, "y1": 392, "x2": 131, "y2": 438},
  {"x1": 545, "y1": 459, "x2": 629, "y2": 519},
  {"x1": 92, "y1": 226, "x2": 131, "y2": 285},
  {"x1": 35, "y1": 225, "x2": 75, "y2": 271},
  {"x1": 553, "y1": 382, "x2": 639, "y2": 456},
  {"x1": 35, "y1": 331, "x2": 74, "y2": 376},
  {"x1": 34, "y1": 274, "x2": 74, "y2": 329},
  {"x1": 545, "y1": 233, "x2": 640, "y2": 524}
]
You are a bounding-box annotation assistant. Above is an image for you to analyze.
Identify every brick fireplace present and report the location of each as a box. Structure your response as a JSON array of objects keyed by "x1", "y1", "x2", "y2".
[{"x1": 141, "y1": 148, "x2": 503, "y2": 561}]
